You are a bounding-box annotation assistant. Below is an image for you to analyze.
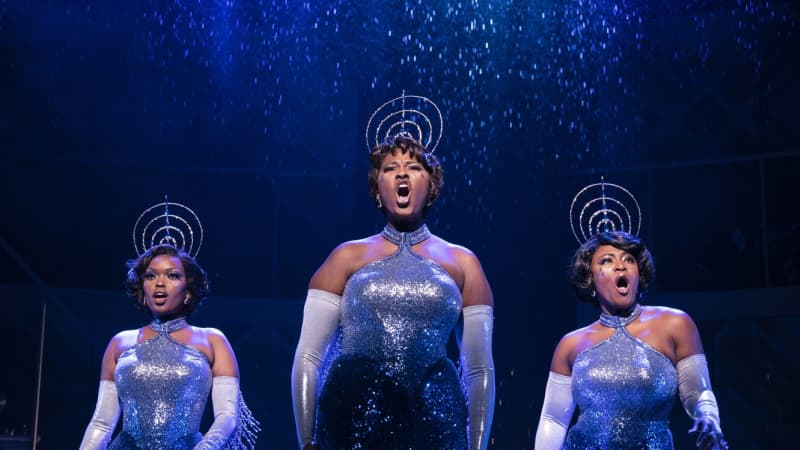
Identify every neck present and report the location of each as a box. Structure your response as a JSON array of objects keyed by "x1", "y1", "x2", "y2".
[
  {"x1": 603, "y1": 303, "x2": 638, "y2": 317},
  {"x1": 598, "y1": 303, "x2": 642, "y2": 328},
  {"x1": 387, "y1": 217, "x2": 424, "y2": 232},
  {"x1": 152, "y1": 312, "x2": 185, "y2": 323}
]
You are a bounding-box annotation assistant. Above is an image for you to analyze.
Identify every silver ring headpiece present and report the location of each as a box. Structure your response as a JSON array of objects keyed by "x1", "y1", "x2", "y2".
[
  {"x1": 570, "y1": 178, "x2": 641, "y2": 244},
  {"x1": 365, "y1": 91, "x2": 443, "y2": 153},
  {"x1": 133, "y1": 199, "x2": 204, "y2": 258}
]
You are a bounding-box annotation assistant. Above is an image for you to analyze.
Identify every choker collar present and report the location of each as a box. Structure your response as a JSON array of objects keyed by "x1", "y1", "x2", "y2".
[
  {"x1": 599, "y1": 303, "x2": 642, "y2": 328},
  {"x1": 381, "y1": 223, "x2": 431, "y2": 246},
  {"x1": 150, "y1": 316, "x2": 189, "y2": 334}
]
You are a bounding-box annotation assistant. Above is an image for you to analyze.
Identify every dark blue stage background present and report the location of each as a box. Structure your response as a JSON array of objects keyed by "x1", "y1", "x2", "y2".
[{"x1": 1, "y1": 0, "x2": 799, "y2": 448}]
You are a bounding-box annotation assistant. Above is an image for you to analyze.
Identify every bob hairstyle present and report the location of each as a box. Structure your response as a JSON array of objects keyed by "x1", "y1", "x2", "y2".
[
  {"x1": 367, "y1": 135, "x2": 444, "y2": 213},
  {"x1": 569, "y1": 231, "x2": 655, "y2": 306},
  {"x1": 125, "y1": 244, "x2": 210, "y2": 316}
]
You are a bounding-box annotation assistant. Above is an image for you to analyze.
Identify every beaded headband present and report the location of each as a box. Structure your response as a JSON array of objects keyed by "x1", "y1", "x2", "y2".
[
  {"x1": 365, "y1": 91, "x2": 443, "y2": 153},
  {"x1": 570, "y1": 178, "x2": 641, "y2": 244},
  {"x1": 132, "y1": 197, "x2": 204, "y2": 258}
]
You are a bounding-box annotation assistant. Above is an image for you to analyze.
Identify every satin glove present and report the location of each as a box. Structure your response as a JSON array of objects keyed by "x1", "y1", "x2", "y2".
[
  {"x1": 290, "y1": 289, "x2": 341, "y2": 448},
  {"x1": 534, "y1": 371, "x2": 574, "y2": 450},
  {"x1": 194, "y1": 376, "x2": 240, "y2": 449},
  {"x1": 461, "y1": 304, "x2": 495, "y2": 450},
  {"x1": 79, "y1": 380, "x2": 121, "y2": 450},
  {"x1": 677, "y1": 354, "x2": 727, "y2": 449}
]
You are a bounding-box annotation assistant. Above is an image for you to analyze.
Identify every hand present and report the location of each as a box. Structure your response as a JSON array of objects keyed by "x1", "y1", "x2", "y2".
[{"x1": 689, "y1": 416, "x2": 728, "y2": 450}]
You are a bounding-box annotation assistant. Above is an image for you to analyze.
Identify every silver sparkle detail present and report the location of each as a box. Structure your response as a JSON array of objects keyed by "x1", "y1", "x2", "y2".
[
  {"x1": 133, "y1": 199, "x2": 204, "y2": 258},
  {"x1": 570, "y1": 178, "x2": 641, "y2": 244},
  {"x1": 365, "y1": 92, "x2": 444, "y2": 153}
]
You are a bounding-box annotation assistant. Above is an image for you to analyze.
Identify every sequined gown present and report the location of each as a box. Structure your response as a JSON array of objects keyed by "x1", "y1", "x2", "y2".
[
  {"x1": 109, "y1": 318, "x2": 212, "y2": 449},
  {"x1": 565, "y1": 306, "x2": 678, "y2": 449},
  {"x1": 316, "y1": 225, "x2": 468, "y2": 450}
]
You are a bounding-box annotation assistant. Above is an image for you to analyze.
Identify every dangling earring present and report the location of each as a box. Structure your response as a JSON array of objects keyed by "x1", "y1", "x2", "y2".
[
  {"x1": 183, "y1": 296, "x2": 190, "y2": 305},
  {"x1": 591, "y1": 290, "x2": 596, "y2": 298},
  {"x1": 142, "y1": 296, "x2": 147, "y2": 306},
  {"x1": 376, "y1": 194, "x2": 383, "y2": 209}
]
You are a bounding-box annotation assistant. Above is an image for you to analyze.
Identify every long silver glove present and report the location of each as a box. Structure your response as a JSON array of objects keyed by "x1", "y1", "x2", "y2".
[
  {"x1": 193, "y1": 376, "x2": 240, "y2": 449},
  {"x1": 290, "y1": 289, "x2": 341, "y2": 448},
  {"x1": 79, "y1": 380, "x2": 121, "y2": 450},
  {"x1": 460, "y1": 304, "x2": 495, "y2": 450},
  {"x1": 677, "y1": 354, "x2": 727, "y2": 449},
  {"x1": 534, "y1": 371, "x2": 574, "y2": 450}
]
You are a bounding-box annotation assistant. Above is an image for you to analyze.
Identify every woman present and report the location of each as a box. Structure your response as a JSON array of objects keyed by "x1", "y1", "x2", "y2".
[
  {"x1": 534, "y1": 231, "x2": 727, "y2": 449},
  {"x1": 291, "y1": 135, "x2": 495, "y2": 449},
  {"x1": 80, "y1": 244, "x2": 258, "y2": 449}
]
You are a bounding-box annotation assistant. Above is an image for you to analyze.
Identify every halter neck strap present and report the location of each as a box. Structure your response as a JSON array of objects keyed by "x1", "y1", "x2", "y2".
[
  {"x1": 599, "y1": 303, "x2": 642, "y2": 328},
  {"x1": 381, "y1": 223, "x2": 431, "y2": 246},
  {"x1": 150, "y1": 316, "x2": 190, "y2": 334}
]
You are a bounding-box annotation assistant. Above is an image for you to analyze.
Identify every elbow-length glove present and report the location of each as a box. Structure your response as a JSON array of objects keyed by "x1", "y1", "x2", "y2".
[
  {"x1": 290, "y1": 289, "x2": 341, "y2": 448},
  {"x1": 677, "y1": 354, "x2": 728, "y2": 450},
  {"x1": 460, "y1": 304, "x2": 496, "y2": 450},
  {"x1": 193, "y1": 376, "x2": 240, "y2": 449},
  {"x1": 80, "y1": 380, "x2": 121, "y2": 450},
  {"x1": 534, "y1": 372, "x2": 574, "y2": 450}
]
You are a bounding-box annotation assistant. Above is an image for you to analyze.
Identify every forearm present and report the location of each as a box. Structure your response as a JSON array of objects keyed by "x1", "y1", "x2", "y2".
[
  {"x1": 677, "y1": 354, "x2": 722, "y2": 430},
  {"x1": 534, "y1": 371, "x2": 574, "y2": 450},
  {"x1": 79, "y1": 380, "x2": 120, "y2": 450},
  {"x1": 461, "y1": 304, "x2": 495, "y2": 450},
  {"x1": 193, "y1": 376, "x2": 240, "y2": 449},
  {"x1": 291, "y1": 289, "x2": 341, "y2": 448}
]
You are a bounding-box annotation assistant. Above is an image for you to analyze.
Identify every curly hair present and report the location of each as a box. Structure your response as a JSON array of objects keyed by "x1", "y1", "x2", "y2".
[
  {"x1": 125, "y1": 244, "x2": 210, "y2": 316},
  {"x1": 367, "y1": 135, "x2": 444, "y2": 213},
  {"x1": 568, "y1": 231, "x2": 655, "y2": 306}
]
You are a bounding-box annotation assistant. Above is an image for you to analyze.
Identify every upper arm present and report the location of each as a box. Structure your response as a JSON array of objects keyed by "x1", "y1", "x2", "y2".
[
  {"x1": 309, "y1": 243, "x2": 356, "y2": 295},
  {"x1": 99, "y1": 335, "x2": 122, "y2": 381},
  {"x1": 458, "y1": 248, "x2": 494, "y2": 308},
  {"x1": 208, "y1": 328, "x2": 240, "y2": 378},
  {"x1": 670, "y1": 310, "x2": 705, "y2": 362},
  {"x1": 550, "y1": 333, "x2": 577, "y2": 376}
]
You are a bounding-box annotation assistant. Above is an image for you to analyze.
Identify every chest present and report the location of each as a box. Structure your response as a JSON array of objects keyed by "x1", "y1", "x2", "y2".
[{"x1": 342, "y1": 250, "x2": 462, "y2": 327}]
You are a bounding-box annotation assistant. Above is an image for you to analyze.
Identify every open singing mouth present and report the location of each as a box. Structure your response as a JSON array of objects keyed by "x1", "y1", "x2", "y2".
[
  {"x1": 396, "y1": 182, "x2": 410, "y2": 206},
  {"x1": 616, "y1": 276, "x2": 630, "y2": 294}
]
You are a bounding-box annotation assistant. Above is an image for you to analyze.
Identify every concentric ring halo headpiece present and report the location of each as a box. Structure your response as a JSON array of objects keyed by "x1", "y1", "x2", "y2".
[
  {"x1": 365, "y1": 90, "x2": 443, "y2": 153},
  {"x1": 133, "y1": 197, "x2": 204, "y2": 259},
  {"x1": 570, "y1": 177, "x2": 642, "y2": 244}
]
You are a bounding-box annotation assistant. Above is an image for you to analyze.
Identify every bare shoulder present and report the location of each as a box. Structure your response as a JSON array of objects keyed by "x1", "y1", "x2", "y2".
[
  {"x1": 110, "y1": 328, "x2": 141, "y2": 353},
  {"x1": 551, "y1": 325, "x2": 594, "y2": 374},
  {"x1": 430, "y1": 235, "x2": 479, "y2": 260},
  {"x1": 427, "y1": 235, "x2": 485, "y2": 273},
  {"x1": 642, "y1": 305, "x2": 694, "y2": 325},
  {"x1": 310, "y1": 235, "x2": 380, "y2": 293},
  {"x1": 196, "y1": 326, "x2": 230, "y2": 343}
]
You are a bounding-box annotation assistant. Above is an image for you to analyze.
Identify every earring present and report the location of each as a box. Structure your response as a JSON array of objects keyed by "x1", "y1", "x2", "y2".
[
  {"x1": 183, "y1": 296, "x2": 190, "y2": 305},
  {"x1": 142, "y1": 296, "x2": 147, "y2": 306},
  {"x1": 376, "y1": 194, "x2": 383, "y2": 209},
  {"x1": 591, "y1": 290, "x2": 596, "y2": 298}
]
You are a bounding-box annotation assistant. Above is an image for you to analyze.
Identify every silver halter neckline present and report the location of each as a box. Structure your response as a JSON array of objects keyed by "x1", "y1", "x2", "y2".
[
  {"x1": 150, "y1": 316, "x2": 189, "y2": 334},
  {"x1": 381, "y1": 224, "x2": 431, "y2": 246},
  {"x1": 599, "y1": 303, "x2": 642, "y2": 328}
]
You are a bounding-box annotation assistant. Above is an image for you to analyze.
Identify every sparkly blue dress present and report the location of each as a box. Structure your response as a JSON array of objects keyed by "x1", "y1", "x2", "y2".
[
  {"x1": 108, "y1": 317, "x2": 258, "y2": 449},
  {"x1": 316, "y1": 225, "x2": 468, "y2": 450},
  {"x1": 565, "y1": 305, "x2": 678, "y2": 449}
]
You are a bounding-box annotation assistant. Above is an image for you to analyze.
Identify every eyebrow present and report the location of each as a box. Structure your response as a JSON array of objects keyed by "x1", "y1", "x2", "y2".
[
  {"x1": 598, "y1": 251, "x2": 632, "y2": 258},
  {"x1": 383, "y1": 159, "x2": 421, "y2": 166}
]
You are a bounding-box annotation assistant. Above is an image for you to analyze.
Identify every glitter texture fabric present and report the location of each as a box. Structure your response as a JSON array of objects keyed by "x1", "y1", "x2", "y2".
[
  {"x1": 316, "y1": 224, "x2": 467, "y2": 450},
  {"x1": 565, "y1": 306, "x2": 678, "y2": 449},
  {"x1": 109, "y1": 317, "x2": 212, "y2": 449}
]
